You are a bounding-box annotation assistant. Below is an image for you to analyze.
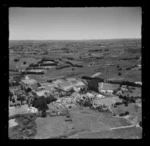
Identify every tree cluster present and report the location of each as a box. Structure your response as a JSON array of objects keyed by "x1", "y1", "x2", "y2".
[
  {"x1": 119, "y1": 111, "x2": 129, "y2": 117},
  {"x1": 87, "y1": 78, "x2": 102, "y2": 92},
  {"x1": 77, "y1": 96, "x2": 93, "y2": 107},
  {"x1": 46, "y1": 95, "x2": 57, "y2": 104},
  {"x1": 32, "y1": 96, "x2": 49, "y2": 117},
  {"x1": 107, "y1": 80, "x2": 141, "y2": 87}
]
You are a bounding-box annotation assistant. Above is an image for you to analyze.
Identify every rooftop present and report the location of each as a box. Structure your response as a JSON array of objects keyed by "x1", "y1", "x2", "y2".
[
  {"x1": 91, "y1": 72, "x2": 102, "y2": 78},
  {"x1": 26, "y1": 69, "x2": 44, "y2": 72},
  {"x1": 21, "y1": 78, "x2": 37, "y2": 85},
  {"x1": 99, "y1": 83, "x2": 120, "y2": 91},
  {"x1": 35, "y1": 90, "x2": 50, "y2": 97},
  {"x1": 9, "y1": 119, "x2": 18, "y2": 128},
  {"x1": 41, "y1": 61, "x2": 56, "y2": 64}
]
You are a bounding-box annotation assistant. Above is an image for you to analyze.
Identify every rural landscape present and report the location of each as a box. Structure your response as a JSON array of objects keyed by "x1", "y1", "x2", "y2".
[
  {"x1": 9, "y1": 7, "x2": 142, "y2": 139},
  {"x1": 9, "y1": 39, "x2": 142, "y2": 139}
]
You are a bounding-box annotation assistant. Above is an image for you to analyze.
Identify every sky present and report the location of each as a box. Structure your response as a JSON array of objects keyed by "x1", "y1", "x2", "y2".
[{"x1": 9, "y1": 7, "x2": 142, "y2": 40}]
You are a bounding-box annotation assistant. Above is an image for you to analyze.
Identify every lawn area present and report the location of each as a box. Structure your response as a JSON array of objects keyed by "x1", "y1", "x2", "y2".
[
  {"x1": 77, "y1": 126, "x2": 142, "y2": 139},
  {"x1": 111, "y1": 103, "x2": 142, "y2": 121},
  {"x1": 9, "y1": 114, "x2": 37, "y2": 139},
  {"x1": 34, "y1": 116, "x2": 72, "y2": 139},
  {"x1": 69, "y1": 107, "x2": 131, "y2": 133}
]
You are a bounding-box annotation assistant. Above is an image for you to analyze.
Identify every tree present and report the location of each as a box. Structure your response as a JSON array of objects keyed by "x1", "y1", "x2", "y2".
[
  {"x1": 88, "y1": 78, "x2": 100, "y2": 92},
  {"x1": 118, "y1": 72, "x2": 121, "y2": 76},
  {"x1": 14, "y1": 58, "x2": 19, "y2": 62},
  {"x1": 139, "y1": 121, "x2": 142, "y2": 127},
  {"x1": 25, "y1": 87, "x2": 32, "y2": 93},
  {"x1": 32, "y1": 96, "x2": 49, "y2": 117},
  {"x1": 124, "y1": 111, "x2": 129, "y2": 115},
  {"x1": 46, "y1": 95, "x2": 57, "y2": 104},
  {"x1": 79, "y1": 86, "x2": 87, "y2": 94}
]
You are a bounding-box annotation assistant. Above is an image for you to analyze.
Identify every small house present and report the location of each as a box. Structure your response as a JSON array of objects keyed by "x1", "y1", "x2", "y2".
[
  {"x1": 21, "y1": 77, "x2": 38, "y2": 90},
  {"x1": 98, "y1": 83, "x2": 120, "y2": 94},
  {"x1": 35, "y1": 89, "x2": 50, "y2": 97}
]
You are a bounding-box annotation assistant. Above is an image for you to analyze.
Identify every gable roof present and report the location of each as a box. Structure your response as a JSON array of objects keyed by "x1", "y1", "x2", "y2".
[
  {"x1": 21, "y1": 78, "x2": 37, "y2": 85},
  {"x1": 99, "y1": 83, "x2": 120, "y2": 91}
]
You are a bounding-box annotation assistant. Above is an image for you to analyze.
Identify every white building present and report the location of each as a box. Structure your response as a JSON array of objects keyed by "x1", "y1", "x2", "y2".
[
  {"x1": 98, "y1": 82, "x2": 120, "y2": 94},
  {"x1": 135, "y1": 81, "x2": 142, "y2": 85}
]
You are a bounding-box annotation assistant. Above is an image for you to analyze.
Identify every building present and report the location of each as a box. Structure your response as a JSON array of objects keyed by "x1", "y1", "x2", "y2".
[
  {"x1": 9, "y1": 119, "x2": 18, "y2": 128},
  {"x1": 67, "y1": 78, "x2": 85, "y2": 87},
  {"x1": 98, "y1": 83, "x2": 120, "y2": 94},
  {"x1": 35, "y1": 89, "x2": 50, "y2": 97},
  {"x1": 91, "y1": 72, "x2": 102, "y2": 78},
  {"x1": 39, "y1": 82, "x2": 59, "y2": 91},
  {"x1": 21, "y1": 77, "x2": 38, "y2": 90},
  {"x1": 24, "y1": 69, "x2": 45, "y2": 75},
  {"x1": 134, "y1": 81, "x2": 142, "y2": 85},
  {"x1": 93, "y1": 96, "x2": 122, "y2": 107}
]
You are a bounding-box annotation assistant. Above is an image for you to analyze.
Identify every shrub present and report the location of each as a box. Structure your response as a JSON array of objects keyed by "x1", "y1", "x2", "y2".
[
  {"x1": 88, "y1": 78, "x2": 99, "y2": 92},
  {"x1": 79, "y1": 86, "x2": 87, "y2": 94},
  {"x1": 41, "y1": 110, "x2": 47, "y2": 117},
  {"x1": 14, "y1": 58, "x2": 19, "y2": 62},
  {"x1": 139, "y1": 121, "x2": 142, "y2": 127},
  {"x1": 118, "y1": 72, "x2": 121, "y2": 76},
  {"x1": 32, "y1": 96, "x2": 48, "y2": 117},
  {"x1": 46, "y1": 95, "x2": 57, "y2": 104},
  {"x1": 124, "y1": 111, "x2": 129, "y2": 115}
]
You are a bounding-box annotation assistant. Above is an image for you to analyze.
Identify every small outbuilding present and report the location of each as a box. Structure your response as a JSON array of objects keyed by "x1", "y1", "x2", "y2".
[
  {"x1": 98, "y1": 83, "x2": 120, "y2": 94},
  {"x1": 21, "y1": 76, "x2": 38, "y2": 90}
]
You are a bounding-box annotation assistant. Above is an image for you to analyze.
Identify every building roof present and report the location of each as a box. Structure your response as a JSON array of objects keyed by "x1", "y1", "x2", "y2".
[
  {"x1": 66, "y1": 77, "x2": 78, "y2": 82},
  {"x1": 21, "y1": 78, "x2": 37, "y2": 85},
  {"x1": 53, "y1": 79, "x2": 66, "y2": 85},
  {"x1": 9, "y1": 119, "x2": 18, "y2": 128},
  {"x1": 26, "y1": 69, "x2": 44, "y2": 72},
  {"x1": 73, "y1": 81, "x2": 85, "y2": 87},
  {"x1": 58, "y1": 80, "x2": 71, "y2": 87},
  {"x1": 67, "y1": 78, "x2": 85, "y2": 87},
  {"x1": 41, "y1": 61, "x2": 55, "y2": 64},
  {"x1": 91, "y1": 72, "x2": 102, "y2": 78},
  {"x1": 40, "y1": 84, "x2": 58, "y2": 90},
  {"x1": 60, "y1": 85, "x2": 74, "y2": 91},
  {"x1": 93, "y1": 96, "x2": 121, "y2": 106},
  {"x1": 98, "y1": 83, "x2": 120, "y2": 91},
  {"x1": 35, "y1": 90, "x2": 50, "y2": 97}
]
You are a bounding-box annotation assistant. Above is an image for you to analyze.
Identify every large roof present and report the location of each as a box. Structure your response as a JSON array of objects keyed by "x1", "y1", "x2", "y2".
[
  {"x1": 9, "y1": 119, "x2": 18, "y2": 128},
  {"x1": 99, "y1": 83, "x2": 120, "y2": 91},
  {"x1": 21, "y1": 78, "x2": 37, "y2": 85},
  {"x1": 35, "y1": 90, "x2": 50, "y2": 97},
  {"x1": 91, "y1": 72, "x2": 102, "y2": 78}
]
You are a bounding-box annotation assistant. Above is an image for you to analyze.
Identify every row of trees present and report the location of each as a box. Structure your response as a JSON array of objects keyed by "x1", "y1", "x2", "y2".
[
  {"x1": 108, "y1": 80, "x2": 141, "y2": 87},
  {"x1": 119, "y1": 94, "x2": 140, "y2": 103},
  {"x1": 113, "y1": 94, "x2": 140, "y2": 108}
]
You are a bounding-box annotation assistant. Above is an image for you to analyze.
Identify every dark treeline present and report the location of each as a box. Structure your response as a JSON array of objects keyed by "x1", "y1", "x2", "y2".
[
  {"x1": 22, "y1": 71, "x2": 44, "y2": 75},
  {"x1": 107, "y1": 80, "x2": 141, "y2": 87},
  {"x1": 82, "y1": 76, "x2": 104, "y2": 82},
  {"x1": 39, "y1": 63, "x2": 57, "y2": 66}
]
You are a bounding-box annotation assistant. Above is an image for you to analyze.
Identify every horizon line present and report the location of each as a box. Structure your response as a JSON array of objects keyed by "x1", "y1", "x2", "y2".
[{"x1": 9, "y1": 38, "x2": 141, "y2": 41}]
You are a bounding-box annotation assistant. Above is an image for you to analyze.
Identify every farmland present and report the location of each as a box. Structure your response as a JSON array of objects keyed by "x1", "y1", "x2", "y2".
[{"x1": 9, "y1": 39, "x2": 142, "y2": 139}]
